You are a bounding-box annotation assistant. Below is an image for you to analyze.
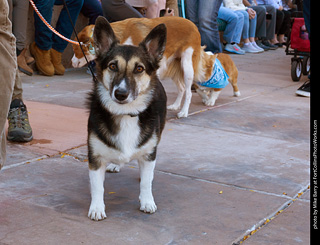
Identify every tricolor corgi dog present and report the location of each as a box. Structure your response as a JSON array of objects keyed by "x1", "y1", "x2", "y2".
[
  {"x1": 73, "y1": 16, "x2": 240, "y2": 118},
  {"x1": 87, "y1": 16, "x2": 167, "y2": 221}
]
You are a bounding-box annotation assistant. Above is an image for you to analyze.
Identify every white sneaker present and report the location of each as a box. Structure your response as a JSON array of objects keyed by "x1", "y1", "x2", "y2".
[
  {"x1": 251, "y1": 42, "x2": 264, "y2": 53},
  {"x1": 242, "y1": 42, "x2": 261, "y2": 53},
  {"x1": 224, "y1": 43, "x2": 245, "y2": 55}
]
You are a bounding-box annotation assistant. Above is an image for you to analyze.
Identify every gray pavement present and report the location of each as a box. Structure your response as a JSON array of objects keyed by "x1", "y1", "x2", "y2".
[{"x1": 0, "y1": 49, "x2": 310, "y2": 244}]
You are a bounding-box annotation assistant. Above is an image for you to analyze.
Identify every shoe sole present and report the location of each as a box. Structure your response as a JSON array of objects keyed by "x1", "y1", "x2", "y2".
[
  {"x1": 243, "y1": 50, "x2": 263, "y2": 54},
  {"x1": 295, "y1": 90, "x2": 310, "y2": 97},
  {"x1": 7, "y1": 134, "x2": 33, "y2": 142},
  {"x1": 224, "y1": 49, "x2": 245, "y2": 55},
  {"x1": 18, "y1": 66, "x2": 33, "y2": 76}
]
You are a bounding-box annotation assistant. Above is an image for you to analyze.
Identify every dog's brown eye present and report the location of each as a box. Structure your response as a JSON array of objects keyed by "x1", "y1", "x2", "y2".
[
  {"x1": 135, "y1": 66, "x2": 144, "y2": 73},
  {"x1": 108, "y1": 63, "x2": 117, "y2": 71}
]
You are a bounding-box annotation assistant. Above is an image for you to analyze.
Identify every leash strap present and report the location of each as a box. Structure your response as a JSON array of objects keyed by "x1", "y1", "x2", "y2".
[
  {"x1": 61, "y1": 0, "x2": 97, "y2": 81},
  {"x1": 29, "y1": 0, "x2": 97, "y2": 82},
  {"x1": 29, "y1": 0, "x2": 80, "y2": 46}
]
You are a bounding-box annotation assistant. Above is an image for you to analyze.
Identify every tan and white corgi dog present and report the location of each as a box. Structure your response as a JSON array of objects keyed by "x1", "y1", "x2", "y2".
[
  {"x1": 73, "y1": 16, "x2": 240, "y2": 118},
  {"x1": 87, "y1": 16, "x2": 167, "y2": 221}
]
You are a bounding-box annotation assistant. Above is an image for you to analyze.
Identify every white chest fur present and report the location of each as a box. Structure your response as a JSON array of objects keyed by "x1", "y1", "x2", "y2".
[
  {"x1": 89, "y1": 115, "x2": 157, "y2": 166},
  {"x1": 112, "y1": 115, "x2": 141, "y2": 155}
]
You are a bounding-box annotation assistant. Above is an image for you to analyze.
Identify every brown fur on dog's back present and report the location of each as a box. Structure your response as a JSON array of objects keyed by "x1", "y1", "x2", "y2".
[
  {"x1": 109, "y1": 17, "x2": 202, "y2": 78},
  {"x1": 73, "y1": 17, "x2": 202, "y2": 79},
  {"x1": 216, "y1": 53, "x2": 239, "y2": 94}
]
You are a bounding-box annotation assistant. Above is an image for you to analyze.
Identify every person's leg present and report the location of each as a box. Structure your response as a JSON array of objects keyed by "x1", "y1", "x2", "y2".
[
  {"x1": 263, "y1": 4, "x2": 276, "y2": 40},
  {"x1": 0, "y1": 0, "x2": 16, "y2": 169},
  {"x1": 101, "y1": 0, "x2": 143, "y2": 22},
  {"x1": 53, "y1": 0, "x2": 84, "y2": 53},
  {"x1": 237, "y1": 10, "x2": 249, "y2": 42},
  {"x1": 248, "y1": 15, "x2": 263, "y2": 51},
  {"x1": 30, "y1": 0, "x2": 56, "y2": 76},
  {"x1": 275, "y1": 9, "x2": 284, "y2": 35},
  {"x1": 271, "y1": 9, "x2": 283, "y2": 44},
  {"x1": 11, "y1": 68, "x2": 22, "y2": 101},
  {"x1": 278, "y1": 10, "x2": 291, "y2": 43},
  {"x1": 218, "y1": 7, "x2": 239, "y2": 43},
  {"x1": 303, "y1": 0, "x2": 310, "y2": 33},
  {"x1": 238, "y1": 10, "x2": 261, "y2": 53},
  {"x1": 197, "y1": 0, "x2": 223, "y2": 53},
  {"x1": 257, "y1": 4, "x2": 277, "y2": 49},
  {"x1": 250, "y1": 5, "x2": 266, "y2": 39},
  {"x1": 11, "y1": 0, "x2": 29, "y2": 51},
  {"x1": 248, "y1": 15, "x2": 257, "y2": 42},
  {"x1": 34, "y1": 0, "x2": 55, "y2": 51},
  {"x1": 49, "y1": 0, "x2": 83, "y2": 75},
  {"x1": 218, "y1": 8, "x2": 244, "y2": 54},
  {"x1": 81, "y1": 0, "x2": 103, "y2": 25},
  {"x1": 8, "y1": 0, "x2": 33, "y2": 75},
  {"x1": 185, "y1": 0, "x2": 199, "y2": 27}
]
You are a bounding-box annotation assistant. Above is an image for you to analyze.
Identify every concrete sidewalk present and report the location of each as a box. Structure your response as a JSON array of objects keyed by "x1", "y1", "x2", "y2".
[{"x1": 0, "y1": 49, "x2": 310, "y2": 244}]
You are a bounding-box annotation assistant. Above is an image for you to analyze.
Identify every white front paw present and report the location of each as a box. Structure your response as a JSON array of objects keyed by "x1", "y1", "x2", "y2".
[
  {"x1": 88, "y1": 203, "x2": 107, "y2": 221},
  {"x1": 177, "y1": 110, "x2": 188, "y2": 118},
  {"x1": 167, "y1": 104, "x2": 180, "y2": 111},
  {"x1": 204, "y1": 99, "x2": 216, "y2": 107},
  {"x1": 140, "y1": 199, "x2": 157, "y2": 213},
  {"x1": 106, "y1": 163, "x2": 120, "y2": 173}
]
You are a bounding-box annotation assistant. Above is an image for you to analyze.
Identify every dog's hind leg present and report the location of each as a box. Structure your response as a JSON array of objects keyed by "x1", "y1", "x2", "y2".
[
  {"x1": 227, "y1": 62, "x2": 240, "y2": 97},
  {"x1": 167, "y1": 79, "x2": 185, "y2": 111},
  {"x1": 138, "y1": 155, "x2": 157, "y2": 213},
  {"x1": 229, "y1": 74, "x2": 241, "y2": 97},
  {"x1": 231, "y1": 80, "x2": 241, "y2": 97},
  {"x1": 88, "y1": 163, "x2": 107, "y2": 221},
  {"x1": 177, "y1": 47, "x2": 194, "y2": 118}
]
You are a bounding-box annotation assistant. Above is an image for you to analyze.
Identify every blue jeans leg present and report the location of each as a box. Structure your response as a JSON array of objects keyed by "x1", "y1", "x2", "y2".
[
  {"x1": 34, "y1": 0, "x2": 55, "y2": 51},
  {"x1": 218, "y1": 7, "x2": 243, "y2": 44},
  {"x1": 34, "y1": 0, "x2": 83, "y2": 52},
  {"x1": 249, "y1": 15, "x2": 257, "y2": 39},
  {"x1": 52, "y1": 0, "x2": 84, "y2": 52},
  {"x1": 186, "y1": 0, "x2": 223, "y2": 53},
  {"x1": 81, "y1": 0, "x2": 103, "y2": 25},
  {"x1": 236, "y1": 10, "x2": 256, "y2": 40},
  {"x1": 235, "y1": 10, "x2": 249, "y2": 40}
]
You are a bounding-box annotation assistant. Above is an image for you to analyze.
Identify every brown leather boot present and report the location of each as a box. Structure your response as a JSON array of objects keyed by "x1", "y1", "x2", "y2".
[
  {"x1": 17, "y1": 48, "x2": 33, "y2": 76},
  {"x1": 30, "y1": 42, "x2": 54, "y2": 76},
  {"x1": 25, "y1": 48, "x2": 35, "y2": 65},
  {"x1": 50, "y1": 49, "x2": 65, "y2": 75}
]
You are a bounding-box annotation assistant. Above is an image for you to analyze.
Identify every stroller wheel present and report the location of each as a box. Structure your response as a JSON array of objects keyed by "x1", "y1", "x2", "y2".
[
  {"x1": 302, "y1": 56, "x2": 310, "y2": 75},
  {"x1": 291, "y1": 60, "x2": 302, "y2": 81}
]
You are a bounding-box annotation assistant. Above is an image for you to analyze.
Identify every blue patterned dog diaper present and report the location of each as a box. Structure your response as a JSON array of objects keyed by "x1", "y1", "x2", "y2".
[{"x1": 197, "y1": 58, "x2": 229, "y2": 89}]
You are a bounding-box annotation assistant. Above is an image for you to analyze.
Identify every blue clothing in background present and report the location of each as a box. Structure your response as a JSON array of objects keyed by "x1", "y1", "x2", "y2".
[
  {"x1": 34, "y1": 0, "x2": 84, "y2": 52},
  {"x1": 186, "y1": 0, "x2": 223, "y2": 53}
]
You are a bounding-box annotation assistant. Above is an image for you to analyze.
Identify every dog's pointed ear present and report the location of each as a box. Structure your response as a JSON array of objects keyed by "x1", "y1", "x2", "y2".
[
  {"x1": 93, "y1": 16, "x2": 118, "y2": 54},
  {"x1": 139, "y1": 24, "x2": 167, "y2": 63}
]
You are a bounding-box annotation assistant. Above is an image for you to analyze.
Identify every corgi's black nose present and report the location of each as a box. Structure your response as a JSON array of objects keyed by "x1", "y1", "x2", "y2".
[{"x1": 114, "y1": 87, "x2": 129, "y2": 102}]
